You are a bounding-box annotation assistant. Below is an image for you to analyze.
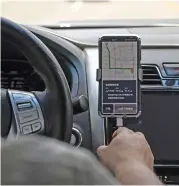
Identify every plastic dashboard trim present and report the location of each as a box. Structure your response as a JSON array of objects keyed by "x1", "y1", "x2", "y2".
[{"x1": 22, "y1": 25, "x2": 179, "y2": 50}]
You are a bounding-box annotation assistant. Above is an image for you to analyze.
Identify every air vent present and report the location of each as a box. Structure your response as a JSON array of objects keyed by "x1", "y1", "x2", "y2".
[{"x1": 141, "y1": 65, "x2": 162, "y2": 86}]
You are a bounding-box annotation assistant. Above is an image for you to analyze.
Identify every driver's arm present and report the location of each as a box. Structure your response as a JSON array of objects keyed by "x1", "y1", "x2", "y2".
[
  {"x1": 1, "y1": 136, "x2": 119, "y2": 185},
  {"x1": 1, "y1": 127, "x2": 162, "y2": 185}
]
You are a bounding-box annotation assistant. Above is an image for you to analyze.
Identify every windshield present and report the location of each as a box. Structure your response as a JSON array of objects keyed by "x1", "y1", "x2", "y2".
[{"x1": 2, "y1": 0, "x2": 179, "y2": 25}]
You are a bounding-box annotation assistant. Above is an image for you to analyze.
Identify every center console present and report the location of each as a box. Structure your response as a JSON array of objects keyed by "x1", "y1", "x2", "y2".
[{"x1": 105, "y1": 89, "x2": 179, "y2": 184}]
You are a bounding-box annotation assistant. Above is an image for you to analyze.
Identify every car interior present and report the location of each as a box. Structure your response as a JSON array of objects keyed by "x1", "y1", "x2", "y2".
[{"x1": 1, "y1": 1, "x2": 179, "y2": 184}]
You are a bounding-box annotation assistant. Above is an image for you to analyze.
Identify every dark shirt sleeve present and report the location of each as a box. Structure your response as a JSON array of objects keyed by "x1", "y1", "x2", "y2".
[{"x1": 1, "y1": 136, "x2": 119, "y2": 185}]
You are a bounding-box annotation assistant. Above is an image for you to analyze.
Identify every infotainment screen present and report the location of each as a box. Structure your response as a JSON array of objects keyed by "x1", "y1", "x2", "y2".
[{"x1": 125, "y1": 91, "x2": 179, "y2": 164}]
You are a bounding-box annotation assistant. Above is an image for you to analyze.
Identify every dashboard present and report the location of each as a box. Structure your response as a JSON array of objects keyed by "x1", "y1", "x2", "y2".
[
  {"x1": 1, "y1": 20, "x2": 179, "y2": 183},
  {"x1": 1, "y1": 40, "x2": 78, "y2": 96}
]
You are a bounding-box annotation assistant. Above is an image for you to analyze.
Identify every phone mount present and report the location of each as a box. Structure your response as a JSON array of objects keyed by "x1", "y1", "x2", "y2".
[{"x1": 97, "y1": 35, "x2": 143, "y2": 143}]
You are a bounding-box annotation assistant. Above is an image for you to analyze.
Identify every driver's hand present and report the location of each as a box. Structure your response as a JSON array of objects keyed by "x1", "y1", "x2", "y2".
[{"x1": 97, "y1": 127, "x2": 154, "y2": 173}]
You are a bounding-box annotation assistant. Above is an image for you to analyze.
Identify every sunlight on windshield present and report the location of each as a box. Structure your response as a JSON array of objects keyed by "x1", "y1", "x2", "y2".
[{"x1": 1, "y1": 0, "x2": 179, "y2": 25}]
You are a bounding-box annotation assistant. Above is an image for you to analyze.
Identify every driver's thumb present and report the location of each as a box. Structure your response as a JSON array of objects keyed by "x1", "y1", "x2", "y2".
[{"x1": 96, "y1": 145, "x2": 107, "y2": 156}]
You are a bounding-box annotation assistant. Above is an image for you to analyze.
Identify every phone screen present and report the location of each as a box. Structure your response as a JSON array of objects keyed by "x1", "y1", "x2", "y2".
[{"x1": 99, "y1": 36, "x2": 141, "y2": 116}]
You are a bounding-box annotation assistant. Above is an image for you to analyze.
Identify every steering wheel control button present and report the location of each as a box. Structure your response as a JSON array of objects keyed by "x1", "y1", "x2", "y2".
[
  {"x1": 17, "y1": 102, "x2": 33, "y2": 111},
  {"x1": 8, "y1": 89, "x2": 44, "y2": 137},
  {"x1": 22, "y1": 125, "x2": 32, "y2": 135},
  {"x1": 31, "y1": 122, "x2": 41, "y2": 132},
  {"x1": 19, "y1": 111, "x2": 39, "y2": 123},
  {"x1": 12, "y1": 93, "x2": 31, "y2": 100}
]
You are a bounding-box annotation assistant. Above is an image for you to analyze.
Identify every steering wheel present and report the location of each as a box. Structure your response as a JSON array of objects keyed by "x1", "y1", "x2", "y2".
[{"x1": 1, "y1": 18, "x2": 73, "y2": 142}]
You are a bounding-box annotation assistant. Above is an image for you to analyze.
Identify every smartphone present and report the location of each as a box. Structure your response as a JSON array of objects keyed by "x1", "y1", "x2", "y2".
[{"x1": 97, "y1": 35, "x2": 142, "y2": 117}]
